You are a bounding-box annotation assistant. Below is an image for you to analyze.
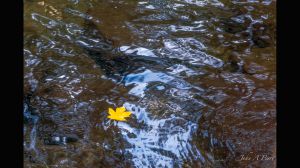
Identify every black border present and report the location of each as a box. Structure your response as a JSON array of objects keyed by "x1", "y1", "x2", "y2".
[
  {"x1": 0, "y1": 0, "x2": 23, "y2": 166},
  {"x1": 277, "y1": 0, "x2": 299, "y2": 167}
]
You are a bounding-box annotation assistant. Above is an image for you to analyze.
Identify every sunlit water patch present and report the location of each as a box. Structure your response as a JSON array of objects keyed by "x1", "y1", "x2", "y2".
[
  {"x1": 116, "y1": 102, "x2": 205, "y2": 167},
  {"x1": 162, "y1": 38, "x2": 223, "y2": 68},
  {"x1": 120, "y1": 46, "x2": 157, "y2": 57}
]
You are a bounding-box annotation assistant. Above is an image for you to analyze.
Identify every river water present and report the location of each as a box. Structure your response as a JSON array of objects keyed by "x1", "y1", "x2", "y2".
[{"x1": 24, "y1": 0, "x2": 276, "y2": 167}]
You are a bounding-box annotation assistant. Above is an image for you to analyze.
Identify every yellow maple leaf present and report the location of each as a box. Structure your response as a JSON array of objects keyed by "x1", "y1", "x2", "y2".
[{"x1": 107, "y1": 106, "x2": 132, "y2": 121}]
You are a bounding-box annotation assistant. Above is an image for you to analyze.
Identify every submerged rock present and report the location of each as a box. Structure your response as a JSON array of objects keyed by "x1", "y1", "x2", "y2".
[
  {"x1": 220, "y1": 18, "x2": 250, "y2": 34},
  {"x1": 251, "y1": 23, "x2": 272, "y2": 48},
  {"x1": 224, "y1": 52, "x2": 242, "y2": 73},
  {"x1": 252, "y1": 35, "x2": 271, "y2": 48},
  {"x1": 242, "y1": 62, "x2": 266, "y2": 75}
]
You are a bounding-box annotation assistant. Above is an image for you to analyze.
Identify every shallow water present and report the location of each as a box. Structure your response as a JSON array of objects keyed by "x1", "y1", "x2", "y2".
[{"x1": 24, "y1": 0, "x2": 276, "y2": 167}]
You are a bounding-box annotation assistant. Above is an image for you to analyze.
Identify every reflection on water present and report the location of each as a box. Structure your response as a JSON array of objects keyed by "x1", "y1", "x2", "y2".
[
  {"x1": 119, "y1": 102, "x2": 202, "y2": 167},
  {"x1": 124, "y1": 69, "x2": 175, "y2": 97},
  {"x1": 24, "y1": 0, "x2": 276, "y2": 167}
]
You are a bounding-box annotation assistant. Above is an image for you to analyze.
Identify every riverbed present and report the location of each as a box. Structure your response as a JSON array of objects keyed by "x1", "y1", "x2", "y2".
[{"x1": 24, "y1": 0, "x2": 276, "y2": 167}]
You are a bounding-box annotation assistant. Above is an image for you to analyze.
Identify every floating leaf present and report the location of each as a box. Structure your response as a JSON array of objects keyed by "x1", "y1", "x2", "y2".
[{"x1": 107, "y1": 106, "x2": 132, "y2": 121}]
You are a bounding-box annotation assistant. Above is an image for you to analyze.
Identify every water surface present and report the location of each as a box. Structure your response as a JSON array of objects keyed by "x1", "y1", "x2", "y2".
[{"x1": 24, "y1": 0, "x2": 276, "y2": 167}]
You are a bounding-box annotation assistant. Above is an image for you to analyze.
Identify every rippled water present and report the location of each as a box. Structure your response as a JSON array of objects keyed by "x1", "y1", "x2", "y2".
[{"x1": 24, "y1": 0, "x2": 276, "y2": 167}]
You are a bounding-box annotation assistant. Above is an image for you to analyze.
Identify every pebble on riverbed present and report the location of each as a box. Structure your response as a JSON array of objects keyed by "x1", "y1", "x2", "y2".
[
  {"x1": 251, "y1": 23, "x2": 273, "y2": 48},
  {"x1": 242, "y1": 62, "x2": 266, "y2": 75},
  {"x1": 220, "y1": 18, "x2": 250, "y2": 34},
  {"x1": 252, "y1": 35, "x2": 271, "y2": 48},
  {"x1": 223, "y1": 51, "x2": 243, "y2": 73},
  {"x1": 43, "y1": 134, "x2": 79, "y2": 145}
]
